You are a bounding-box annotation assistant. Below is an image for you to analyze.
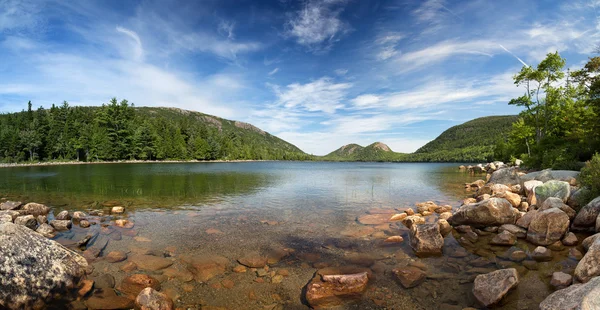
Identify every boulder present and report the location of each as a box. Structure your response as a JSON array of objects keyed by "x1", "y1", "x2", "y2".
[
  {"x1": 521, "y1": 169, "x2": 579, "y2": 184},
  {"x1": 515, "y1": 209, "x2": 538, "y2": 229},
  {"x1": 37, "y1": 215, "x2": 47, "y2": 224},
  {"x1": 550, "y1": 272, "x2": 572, "y2": 289},
  {"x1": 562, "y1": 232, "x2": 578, "y2": 246},
  {"x1": 72, "y1": 211, "x2": 87, "y2": 220},
  {"x1": 409, "y1": 223, "x2": 444, "y2": 256},
  {"x1": 14, "y1": 215, "x2": 37, "y2": 230},
  {"x1": 448, "y1": 198, "x2": 518, "y2": 227},
  {"x1": 498, "y1": 224, "x2": 526, "y2": 238},
  {"x1": 119, "y1": 274, "x2": 161, "y2": 298},
  {"x1": 534, "y1": 180, "x2": 570, "y2": 205},
  {"x1": 0, "y1": 214, "x2": 12, "y2": 223},
  {"x1": 496, "y1": 191, "x2": 521, "y2": 208},
  {"x1": 572, "y1": 196, "x2": 600, "y2": 231},
  {"x1": 439, "y1": 212, "x2": 452, "y2": 220},
  {"x1": 402, "y1": 215, "x2": 425, "y2": 228},
  {"x1": 392, "y1": 266, "x2": 426, "y2": 288},
  {"x1": 532, "y1": 246, "x2": 553, "y2": 262},
  {"x1": 36, "y1": 223, "x2": 57, "y2": 238},
  {"x1": 540, "y1": 275, "x2": 600, "y2": 310},
  {"x1": 0, "y1": 222, "x2": 87, "y2": 309},
  {"x1": 526, "y1": 208, "x2": 569, "y2": 246},
  {"x1": 488, "y1": 167, "x2": 521, "y2": 186},
  {"x1": 50, "y1": 219, "x2": 72, "y2": 231},
  {"x1": 567, "y1": 188, "x2": 587, "y2": 210},
  {"x1": 135, "y1": 287, "x2": 174, "y2": 310},
  {"x1": 0, "y1": 201, "x2": 21, "y2": 210},
  {"x1": 490, "y1": 184, "x2": 511, "y2": 194},
  {"x1": 540, "y1": 197, "x2": 576, "y2": 219},
  {"x1": 111, "y1": 206, "x2": 125, "y2": 214},
  {"x1": 21, "y1": 203, "x2": 50, "y2": 217},
  {"x1": 55, "y1": 210, "x2": 71, "y2": 220},
  {"x1": 582, "y1": 233, "x2": 600, "y2": 251},
  {"x1": 472, "y1": 268, "x2": 519, "y2": 307},
  {"x1": 305, "y1": 270, "x2": 369, "y2": 309},
  {"x1": 575, "y1": 237, "x2": 600, "y2": 283},
  {"x1": 0, "y1": 210, "x2": 21, "y2": 222},
  {"x1": 490, "y1": 231, "x2": 517, "y2": 246},
  {"x1": 438, "y1": 219, "x2": 452, "y2": 236},
  {"x1": 524, "y1": 180, "x2": 544, "y2": 196}
]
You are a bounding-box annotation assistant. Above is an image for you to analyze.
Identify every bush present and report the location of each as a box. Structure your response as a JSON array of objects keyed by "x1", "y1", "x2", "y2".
[{"x1": 580, "y1": 153, "x2": 600, "y2": 204}]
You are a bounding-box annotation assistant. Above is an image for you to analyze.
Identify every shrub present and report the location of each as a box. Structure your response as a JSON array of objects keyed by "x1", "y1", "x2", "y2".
[{"x1": 580, "y1": 153, "x2": 600, "y2": 204}]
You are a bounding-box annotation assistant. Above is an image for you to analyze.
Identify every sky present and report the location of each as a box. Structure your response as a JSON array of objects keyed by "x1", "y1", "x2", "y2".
[{"x1": 0, "y1": 0, "x2": 599, "y2": 155}]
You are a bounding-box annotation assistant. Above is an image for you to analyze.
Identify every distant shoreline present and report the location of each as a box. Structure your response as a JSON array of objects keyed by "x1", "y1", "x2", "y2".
[{"x1": 0, "y1": 159, "x2": 279, "y2": 168}]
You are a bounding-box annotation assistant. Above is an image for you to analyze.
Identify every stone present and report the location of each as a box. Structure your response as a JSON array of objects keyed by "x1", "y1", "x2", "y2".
[
  {"x1": 106, "y1": 251, "x2": 128, "y2": 263},
  {"x1": 56, "y1": 210, "x2": 71, "y2": 220},
  {"x1": 540, "y1": 276, "x2": 600, "y2": 310},
  {"x1": 488, "y1": 167, "x2": 521, "y2": 186},
  {"x1": 384, "y1": 236, "x2": 404, "y2": 243},
  {"x1": 490, "y1": 184, "x2": 511, "y2": 194},
  {"x1": 409, "y1": 223, "x2": 444, "y2": 256},
  {"x1": 14, "y1": 215, "x2": 37, "y2": 230},
  {"x1": 490, "y1": 231, "x2": 516, "y2": 246},
  {"x1": 498, "y1": 224, "x2": 526, "y2": 238},
  {"x1": 37, "y1": 215, "x2": 47, "y2": 224},
  {"x1": 135, "y1": 287, "x2": 174, "y2": 310},
  {"x1": 402, "y1": 215, "x2": 425, "y2": 228},
  {"x1": 570, "y1": 248, "x2": 584, "y2": 260},
  {"x1": 496, "y1": 191, "x2": 521, "y2": 208},
  {"x1": 518, "y1": 201, "x2": 529, "y2": 212},
  {"x1": 357, "y1": 214, "x2": 389, "y2": 225},
  {"x1": 130, "y1": 254, "x2": 173, "y2": 271},
  {"x1": 111, "y1": 206, "x2": 125, "y2": 214},
  {"x1": 534, "y1": 180, "x2": 570, "y2": 206},
  {"x1": 448, "y1": 198, "x2": 518, "y2": 227},
  {"x1": 93, "y1": 274, "x2": 116, "y2": 289},
  {"x1": 526, "y1": 208, "x2": 569, "y2": 246},
  {"x1": 515, "y1": 209, "x2": 537, "y2": 229},
  {"x1": 540, "y1": 197, "x2": 576, "y2": 219},
  {"x1": 583, "y1": 233, "x2": 600, "y2": 251},
  {"x1": 36, "y1": 223, "x2": 57, "y2": 238},
  {"x1": 438, "y1": 219, "x2": 452, "y2": 236},
  {"x1": 575, "y1": 237, "x2": 600, "y2": 283},
  {"x1": 21, "y1": 202, "x2": 50, "y2": 216},
  {"x1": 439, "y1": 211, "x2": 452, "y2": 220},
  {"x1": 462, "y1": 198, "x2": 477, "y2": 205},
  {"x1": 523, "y1": 180, "x2": 544, "y2": 197},
  {"x1": 510, "y1": 250, "x2": 527, "y2": 262},
  {"x1": 72, "y1": 211, "x2": 87, "y2": 220},
  {"x1": 0, "y1": 222, "x2": 87, "y2": 309},
  {"x1": 572, "y1": 196, "x2": 600, "y2": 231},
  {"x1": 562, "y1": 232, "x2": 578, "y2": 246},
  {"x1": 180, "y1": 254, "x2": 229, "y2": 282},
  {"x1": 0, "y1": 214, "x2": 12, "y2": 223},
  {"x1": 80, "y1": 220, "x2": 91, "y2": 228},
  {"x1": 550, "y1": 272, "x2": 572, "y2": 289},
  {"x1": 0, "y1": 201, "x2": 21, "y2": 210},
  {"x1": 455, "y1": 225, "x2": 473, "y2": 233},
  {"x1": 238, "y1": 252, "x2": 267, "y2": 268},
  {"x1": 305, "y1": 270, "x2": 369, "y2": 309},
  {"x1": 50, "y1": 219, "x2": 72, "y2": 231},
  {"x1": 392, "y1": 266, "x2": 426, "y2": 288},
  {"x1": 472, "y1": 268, "x2": 519, "y2": 307},
  {"x1": 521, "y1": 169, "x2": 579, "y2": 184},
  {"x1": 389, "y1": 213, "x2": 407, "y2": 221},
  {"x1": 119, "y1": 274, "x2": 161, "y2": 298},
  {"x1": 85, "y1": 289, "x2": 134, "y2": 310},
  {"x1": 532, "y1": 246, "x2": 553, "y2": 262},
  {"x1": 78, "y1": 279, "x2": 94, "y2": 297},
  {"x1": 115, "y1": 219, "x2": 129, "y2": 227},
  {"x1": 405, "y1": 208, "x2": 415, "y2": 216}
]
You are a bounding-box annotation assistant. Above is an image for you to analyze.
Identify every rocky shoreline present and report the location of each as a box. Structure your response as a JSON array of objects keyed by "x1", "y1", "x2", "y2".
[{"x1": 1, "y1": 164, "x2": 599, "y2": 309}]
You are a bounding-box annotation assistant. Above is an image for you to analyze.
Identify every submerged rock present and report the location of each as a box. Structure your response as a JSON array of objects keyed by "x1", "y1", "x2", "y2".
[
  {"x1": 490, "y1": 231, "x2": 516, "y2": 246},
  {"x1": 392, "y1": 266, "x2": 426, "y2": 288},
  {"x1": 531, "y1": 246, "x2": 552, "y2": 262},
  {"x1": 472, "y1": 268, "x2": 519, "y2": 307},
  {"x1": 409, "y1": 223, "x2": 444, "y2": 256},
  {"x1": 305, "y1": 269, "x2": 369, "y2": 309},
  {"x1": 180, "y1": 254, "x2": 229, "y2": 282},
  {"x1": 119, "y1": 274, "x2": 161, "y2": 298},
  {"x1": 85, "y1": 288, "x2": 134, "y2": 309},
  {"x1": 448, "y1": 198, "x2": 518, "y2": 227},
  {"x1": 0, "y1": 222, "x2": 87, "y2": 309},
  {"x1": 572, "y1": 196, "x2": 600, "y2": 231},
  {"x1": 526, "y1": 208, "x2": 569, "y2": 246},
  {"x1": 540, "y1": 275, "x2": 600, "y2": 310},
  {"x1": 135, "y1": 287, "x2": 174, "y2": 310}
]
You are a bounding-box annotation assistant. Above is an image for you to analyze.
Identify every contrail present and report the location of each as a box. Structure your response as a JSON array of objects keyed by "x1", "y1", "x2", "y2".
[{"x1": 499, "y1": 44, "x2": 528, "y2": 67}]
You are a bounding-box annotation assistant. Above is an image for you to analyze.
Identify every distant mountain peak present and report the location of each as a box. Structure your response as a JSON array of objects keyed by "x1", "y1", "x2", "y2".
[{"x1": 370, "y1": 142, "x2": 391, "y2": 152}]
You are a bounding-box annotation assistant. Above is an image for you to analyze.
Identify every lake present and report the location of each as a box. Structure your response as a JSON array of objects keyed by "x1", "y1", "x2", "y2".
[{"x1": 0, "y1": 162, "x2": 576, "y2": 309}]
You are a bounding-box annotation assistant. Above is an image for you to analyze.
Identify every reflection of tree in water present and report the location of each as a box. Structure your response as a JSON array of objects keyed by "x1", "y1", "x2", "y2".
[{"x1": 0, "y1": 164, "x2": 276, "y2": 209}]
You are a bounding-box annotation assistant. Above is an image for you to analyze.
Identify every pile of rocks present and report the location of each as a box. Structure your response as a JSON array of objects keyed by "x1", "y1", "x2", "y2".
[{"x1": 459, "y1": 160, "x2": 519, "y2": 175}]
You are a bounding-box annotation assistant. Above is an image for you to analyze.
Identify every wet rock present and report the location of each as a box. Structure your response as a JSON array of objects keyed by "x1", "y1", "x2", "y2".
[
  {"x1": 111, "y1": 206, "x2": 125, "y2": 214},
  {"x1": 21, "y1": 202, "x2": 50, "y2": 217},
  {"x1": 135, "y1": 287, "x2": 174, "y2": 310},
  {"x1": 384, "y1": 236, "x2": 404, "y2": 243},
  {"x1": 180, "y1": 254, "x2": 229, "y2": 282},
  {"x1": 540, "y1": 275, "x2": 600, "y2": 310},
  {"x1": 510, "y1": 250, "x2": 527, "y2": 262},
  {"x1": 540, "y1": 197, "x2": 576, "y2": 219},
  {"x1": 115, "y1": 219, "x2": 129, "y2": 227},
  {"x1": 490, "y1": 231, "x2": 516, "y2": 246},
  {"x1": 402, "y1": 215, "x2": 425, "y2": 228},
  {"x1": 0, "y1": 200, "x2": 21, "y2": 210},
  {"x1": 93, "y1": 274, "x2": 116, "y2": 289},
  {"x1": 498, "y1": 224, "x2": 526, "y2": 238},
  {"x1": 488, "y1": 167, "x2": 521, "y2": 186},
  {"x1": 575, "y1": 237, "x2": 600, "y2": 283},
  {"x1": 572, "y1": 196, "x2": 600, "y2": 231},
  {"x1": 50, "y1": 219, "x2": 72, "y2": 231},
  {"x1": 119, "y1": 274, "x2": 161, "y2": 298},
  {"x1": 570, "y1": 248, "x2": 584, "y2": 260},
  {"x1": 14, "y1": 215, "x2": 38, "y2": 230},
  {"x1": 106, "y1": 251, "x2": 128, "y2": 263},
  {"x1": 130, "y1": 254, "x2": 173, "y2": 271},
  {"x1": 416, "y1": 201, "x2": 438, "y2": 214},
  {"x1": 392, "y1": 266, "x2": 426, "y2": 288},
  {"x1": 305, "y1": 270, "x2": 369, "y2": 309},
  {"x1": 78, "y1": 279, "x2": 94, "y2": 297},
  {"x1": 0, "y1": 222, "x2": 87, "y2": 309},
  {"x1": 340, "y1": 225, "x2": 375, "y2": 238},
  {"x1": 439, "y1": 212, "x2": 452, "y2": 220},
  {"x1": 72, "y1": 211, "x2": 87, "y2": 220},
  {"x1": 85, "y1": 289, "x2": 134, "y2": 310},
  {"x1": 238, "y1": 252, "x2": 267, "y2": 268},
  {"x1": 448, "y1": 198, "x2": 518, "y2": 227},
  {"x1": 80, "y1": 220, "x2": 91, "y2": 228},
  {"x1": 472, "y1": 268, "x2": 519, "y2": 307},
  {"x1": 389, "y1": 213, "x2": 407, "y2": 221},
  {"x1": 550, "y1": 272, "x2": 572, "y2": 289},
  {"x1": 405, "y1": 208, "x2": 415, "y2": 216},
  {"x1": 464, "y1": 231, "x2": 479, "y2": 243},
  {"x1": 434, "y1": 205, "x2": 452, "y2": 214},
  {"x1": 409, "y1": 223, "x2": 444, "y2": 256},
  {"x1": 36, "y1": 223, "x2": 57, "y2": 238},
  {"x1": 438, "y1": 219, "x2": 452, "y2": 236},
  {"x1": 56, "y1": 210, "x2": 71, "y2": 220},
  {"x1": 526, "y1": 208, "x2": 569, "y2": 246},
  {"x1": 532, "y1": 246, "x2": 552, "y2": 262},
  {"x1": 455, "y1": 225, "x2": 473, "y2": 233},
  {"x1": 562, "y1": 232, "x2": 578, "y2": 246},
  {"x1": 534, "y1": 180, "x2": 570, "y2": 206}
]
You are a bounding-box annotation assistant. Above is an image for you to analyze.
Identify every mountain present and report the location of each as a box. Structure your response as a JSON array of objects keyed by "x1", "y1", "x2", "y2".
[{"x1": 321, "y1": 115, "x2": 518, "y2": 162}]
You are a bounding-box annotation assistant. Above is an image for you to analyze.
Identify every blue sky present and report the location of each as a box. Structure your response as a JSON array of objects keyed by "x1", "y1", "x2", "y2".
[{"x1": 0, "y1": 0, "x2": 598, "y2": 155}]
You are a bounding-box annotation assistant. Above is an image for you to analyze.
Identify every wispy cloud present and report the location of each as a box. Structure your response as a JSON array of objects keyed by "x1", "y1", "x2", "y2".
[
  {"x1": 499, "y1": 44, "x2": 528, "y2": 67},
  {"x1": 116, "y1": 26, "x2": 143, "y2": 62},
  {"x1": 268, "y1": 67, "x2": 280, "y2": 76},
  {"x1": 270, "y1": 77, "x2": 352, "y2": 113},
  {"x1": 218, "y1": 20, "x2": 236, "y2": 39},
  {"x1": 334, "y1": 68, "x2": 348, "y2": 76}
]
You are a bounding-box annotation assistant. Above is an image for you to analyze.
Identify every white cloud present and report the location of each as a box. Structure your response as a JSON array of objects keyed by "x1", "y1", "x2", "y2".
[
  {"x1": 351, "y1": 94, "x2": 380, "y2": 107},
  {"x1": 116, "y1": 26, "x2": 144, "y2": 62},
  {"x1": 271, "y1": 77, "x2": 352, "y2": 113},
  {"x1": 218, "y1": 20, "x2": 235, "y2": 39},
  {"x1": 0, "y1": 0, "x2": 41, "y2": 32},
  {"x1": 334, "y1": 69, "x2": 348, "y2": 76},
  {"x1": 285, "y1": 0, "x2": 350, "y2": 51},
  {"x1": 268, "y1": 67, "x2": 280, "y2": 76}
]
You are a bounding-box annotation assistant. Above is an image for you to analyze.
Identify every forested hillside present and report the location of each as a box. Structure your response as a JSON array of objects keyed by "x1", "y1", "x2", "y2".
[
  {"x1": 0, "y1": 99, "x2": 310, "y2": 163},
  {"x1": 323, "y1": 142, "x2": 397, "y2": 161}
]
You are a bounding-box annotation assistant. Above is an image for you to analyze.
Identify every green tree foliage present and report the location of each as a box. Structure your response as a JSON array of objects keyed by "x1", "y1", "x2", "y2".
[
  {"x1": 0, "y1": 100, "x2": 311, "y2": 163},
  {"x1": 580, "y1": 153, "x2": 600, "y2": 203}
]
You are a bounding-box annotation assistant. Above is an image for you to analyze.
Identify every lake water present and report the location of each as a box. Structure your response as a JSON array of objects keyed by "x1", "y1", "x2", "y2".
[{"x1": 0, "y1": 162, "x2": 580, "y2": 309}]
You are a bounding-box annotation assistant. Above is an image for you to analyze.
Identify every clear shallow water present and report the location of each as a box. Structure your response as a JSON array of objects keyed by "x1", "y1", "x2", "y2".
[{"x1": 0, "y1": 162, "x2": 584, "y2": 309}]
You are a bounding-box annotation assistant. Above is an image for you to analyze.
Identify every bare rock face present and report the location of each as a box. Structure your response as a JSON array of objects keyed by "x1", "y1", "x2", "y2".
[
  {"x1": 572, "y1": 196, "x2": 600, "y2": 231},
  {"x1": 526, "y1": 208, "x2": 569, "y2": 246},
  {"x1": 575, "y1": 237, "x2": 600, "y2": 283},
  {"x1": 540, "y1": 275, "x2": 600, "y2": 310},
  {"x1": 448, "y1": 198, "x2": 518, "y2": 227},
  {"x1": 135, "y1": 287, "x2": 174, "y2": 310},
  {"x1": 472, "y1": 268, "x2": 519, "y2": 307},
  {"x1": 0, "y1": 222, "x2": 87, "y2": 309},
  {"x1": 392, "y1": 266, "x2": 426, "y2": 288},
  {"x1": 305, "y1": 269, "x2": 369, "y2": 309},
  {"x1": 409, "y1": 223, "x2": 444, "y2": 256}
]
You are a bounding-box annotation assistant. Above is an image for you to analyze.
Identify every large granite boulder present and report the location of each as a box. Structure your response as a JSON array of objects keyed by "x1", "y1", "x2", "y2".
[
  {"x1": 488, "y1": 167, "x2": 521, "y2": 186},
  {"x1": 0, "y1": 222, "x2": 87, "y2": 309},
  {"x1": 534, "y1": 180, "x2": 570, "y2": 206},
  {"x1": 540, "y1": 197, "x2": 576, "y2": 219},
  {"x1": 540, "y1": 275, "x2": 600, "y2": 310},
  {"x1": 472, "y1": 268, "x2": 519, "y2": 307},
  {"x1": 572, "y1": 196, "x2": 600, "y2": 231},
  {"x1": 448, "y1": 198, "x2": 518, "y2": 227},
  {"x1": 21, "y1": 203, "x2": 50, "y2": 217},
  {"x1": 526, "y1": 208, "x2": 570, "y2": 246},
  {"x1": 575, "y1": 237, "x2": 600, "y2": 283},
  {"x1": 521, "y1": 169, "x2": 579, "y2": 184},
  {"x1": 409, "y1": 223, "x2": 444, "y2": 256},
  {"x1": 0, "y1": 201, "x2": 22, "y2": 211}
]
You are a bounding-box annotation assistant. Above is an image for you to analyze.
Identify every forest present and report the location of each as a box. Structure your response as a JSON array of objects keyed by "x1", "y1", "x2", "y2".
[{"x1": 0, "y1": 99, "x2": 310, "y2": 163}]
